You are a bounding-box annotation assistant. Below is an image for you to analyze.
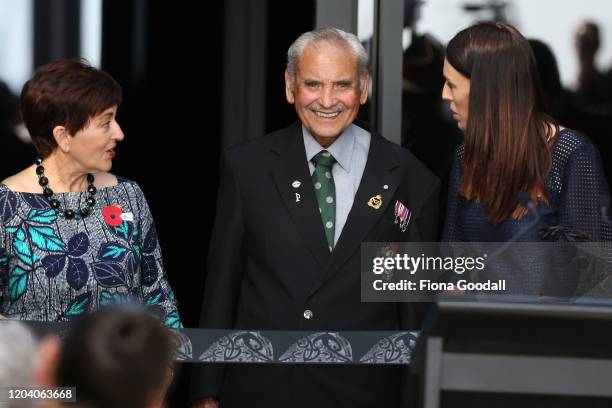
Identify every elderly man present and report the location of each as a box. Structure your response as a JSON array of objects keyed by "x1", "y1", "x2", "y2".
[{"x1": 191, "y1": 28, "x2": 439, "y2": 408}]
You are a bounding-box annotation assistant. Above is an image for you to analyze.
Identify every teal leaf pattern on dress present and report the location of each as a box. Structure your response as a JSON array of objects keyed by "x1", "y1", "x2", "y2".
[
  {"x1": 167, "y1": 288, "x2": 176, "y2": 301},
  {"x1": 98, "y1": 243, "x2": 129, "y2": 262},
  {"x1": 13, "y1": 227, "x2": 39, "y2": 266},
  {"x1": 27, "y1": 225, "x2": 67, "y2": 252},
  {"x1": 9, "y1": 266, "x2": 28, "y2": 301},
  {"x1": 65, "y1": 292, "x2": 91, "y2": 317},
  {"x1": 163, "y1": 311, "x2": 183, "y2": 328},
  {"x1": 145, "y1": 289, "x2": 165, "y2": 306},
  {"x1": 111, "y1": 221, "x2": 132, "y2": 241},
  {"x1": 27, "y1": 208, "x2": 57, "y2": 224},
  {"x1": 100, "y1": 290, "x2": 127, "y2": 306}
]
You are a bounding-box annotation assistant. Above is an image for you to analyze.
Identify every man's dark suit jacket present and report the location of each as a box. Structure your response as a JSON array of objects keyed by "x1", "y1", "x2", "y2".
[{"x1": 191, "y1": 122, "x2": 440, "y2": 408}]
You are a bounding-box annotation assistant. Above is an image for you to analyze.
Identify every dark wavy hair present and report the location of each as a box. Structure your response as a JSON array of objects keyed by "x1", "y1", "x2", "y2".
[
  {"x1": 55, "y1": 309, "x2": 174, "y2": 408},
  {"x1": 446, "y1": 22, "x2": 557, "y2": 223}
]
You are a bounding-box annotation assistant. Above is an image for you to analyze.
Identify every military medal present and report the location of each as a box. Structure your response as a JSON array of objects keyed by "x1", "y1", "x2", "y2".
[
  {"x1": 368, "y1": 194, "x2": 382, "y2": 209},
  {"x1": 394, "y1": 200, "x2": 411, "y2": 232}
]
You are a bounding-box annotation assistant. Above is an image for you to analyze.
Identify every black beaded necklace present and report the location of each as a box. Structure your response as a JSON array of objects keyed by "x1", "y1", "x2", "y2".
[{"x1": 35, "y1": 158, "x2": 97, "y2": 219}]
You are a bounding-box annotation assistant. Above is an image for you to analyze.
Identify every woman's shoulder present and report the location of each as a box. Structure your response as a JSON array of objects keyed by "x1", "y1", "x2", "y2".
[
  {"x1": 551, "y1": 127, "x2": 597, "y2": 166},
  {"x1": 1, "y1": 165, "x2": 38, "y2": 192},
  {"x1": 553, "y1": 127, "x2": 591, "y2": 152},
  {"x1": 96, "y1": 172, "x2": 138, "y2": 189},
  {"x1": 101, "y1": 174, "x2": 148, "y2": 202}
]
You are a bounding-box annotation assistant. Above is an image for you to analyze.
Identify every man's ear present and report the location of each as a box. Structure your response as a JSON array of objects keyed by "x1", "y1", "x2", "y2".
[
  {"x1": 360, "y1": 71, "x2": 370, "y2": 105},
  {"x1": 35, "y1": 336, "x2": 62, "y2": 387},
  {"x1": 52, "y1": 126, "x2": 71, "y2": 153},
  {"x1": 285, "y1": 70, "x2": 295, "y2": 104}
]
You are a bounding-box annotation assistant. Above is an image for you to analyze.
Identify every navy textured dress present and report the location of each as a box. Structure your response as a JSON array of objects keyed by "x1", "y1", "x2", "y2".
[
  {"x1": 442, "y1": 129, "x2": 612, "y2": 297},
  {"x1": 0, "y1": 177, "x2": 182, "y2": 327},
  {"x1": 443, "y1": 129, "x2": 611, "y2": 242}
]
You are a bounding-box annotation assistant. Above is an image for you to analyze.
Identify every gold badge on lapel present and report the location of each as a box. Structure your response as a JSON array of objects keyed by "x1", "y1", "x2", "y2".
[{"x1": 368, "y1": 194, "x2": 382, "y2": 209}]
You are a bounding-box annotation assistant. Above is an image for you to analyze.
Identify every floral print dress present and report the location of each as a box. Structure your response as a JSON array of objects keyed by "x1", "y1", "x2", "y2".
[{"x1": 0, "y1": 178, "x2": 182, "y2": 327}]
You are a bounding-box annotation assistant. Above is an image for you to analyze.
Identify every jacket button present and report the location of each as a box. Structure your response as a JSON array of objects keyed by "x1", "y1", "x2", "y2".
[{"x1": 303, "y1": 309, "x2": 314, "y2": 320}]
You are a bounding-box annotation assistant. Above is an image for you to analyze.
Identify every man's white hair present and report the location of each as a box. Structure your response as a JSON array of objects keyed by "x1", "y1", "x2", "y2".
[{"x1": 286, "y1": 27, "x2": 369, "y2": 88}]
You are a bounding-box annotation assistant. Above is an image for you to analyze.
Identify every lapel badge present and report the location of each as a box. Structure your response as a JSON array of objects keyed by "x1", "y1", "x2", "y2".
[
  {"x1": 367, "y1": 194, "x2": 382, "y2": 209},
  {"x1": 292, "y1": 180, "x2": 301, "y2": 188},
  {"x1": 295, "y1": 193, "x2": 301, "y2": 202},
  {"x1": 120, "y1": 212, "x2": 134, "y2": 222}
]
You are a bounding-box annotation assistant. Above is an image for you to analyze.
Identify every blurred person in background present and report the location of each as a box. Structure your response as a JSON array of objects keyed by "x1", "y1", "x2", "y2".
[
  {"x1": 0, "y1": 59, "x2": 181, "y2": 328},
  {"x1": 0, "y1": 320, "x2": 38, "y2": 408},
  {"x1": 530, "y1": 37, "x2": 612, "y2": 185},
  {"x1": 574, "y1": 21, "x2": 612, "y2": 115},
  {"x1": 528, "y1": 39, "x2": 574, "y2": 125},
  {"x1": 36, "y1": 308, "x2": 176, "y2": 408},
  {"x1": 401, "y1": 0, "x2": 462, "y2": 187}
]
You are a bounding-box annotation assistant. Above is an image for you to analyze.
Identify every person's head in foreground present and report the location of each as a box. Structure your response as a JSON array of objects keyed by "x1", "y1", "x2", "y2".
[
  {"x1": 285, "y1": 27, "x2": 369, "y2": 148},
  {"x1": 38, "y1": 309, "x2": 175, "y2": 408}
]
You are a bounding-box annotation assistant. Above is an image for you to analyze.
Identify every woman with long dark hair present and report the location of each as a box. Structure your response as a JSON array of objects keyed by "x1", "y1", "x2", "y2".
[{"x1": 442, "y1": 22, "x2": 610, "y2": 243}]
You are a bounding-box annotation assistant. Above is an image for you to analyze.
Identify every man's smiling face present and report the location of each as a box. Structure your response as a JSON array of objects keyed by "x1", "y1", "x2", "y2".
[{"x1": 285, "y1": 42, "x2": 368, "y2": 147}]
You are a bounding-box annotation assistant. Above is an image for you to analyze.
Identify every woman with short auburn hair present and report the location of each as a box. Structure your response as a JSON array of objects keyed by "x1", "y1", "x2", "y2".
[
  {"x1": 442, "y1": 22, "x2": 611, "y2": 243},
  {"x1": 0, "y1": 59, "x2": 182, "y2": 327}
]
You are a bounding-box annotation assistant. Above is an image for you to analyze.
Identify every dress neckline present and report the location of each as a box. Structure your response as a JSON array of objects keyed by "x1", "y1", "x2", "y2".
[{"x1": 0, "y1": 177, "x2": 127, "y2": 196}]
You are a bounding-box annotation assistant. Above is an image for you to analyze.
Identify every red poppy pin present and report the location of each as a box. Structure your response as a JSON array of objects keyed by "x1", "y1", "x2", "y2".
[{"x1": 102, "y1": 205, "x2": 123, "y2": 227}]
